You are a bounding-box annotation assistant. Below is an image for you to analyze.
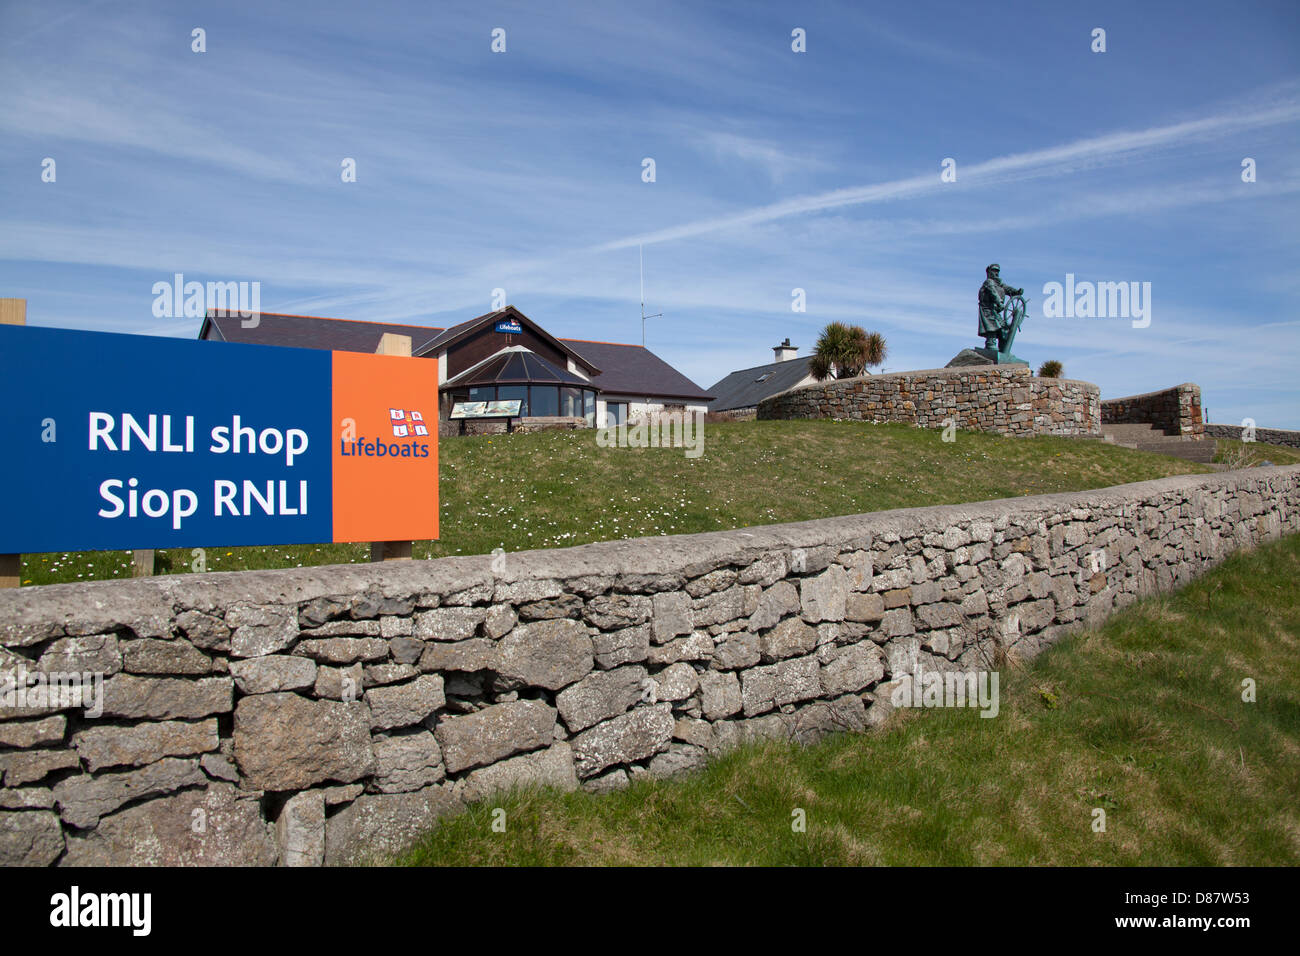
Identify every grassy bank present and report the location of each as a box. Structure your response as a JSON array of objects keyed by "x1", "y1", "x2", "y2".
[
  {"x1": 22, "y1": 420, "x2": 1213, "y2": 586},
  {"x1": 396, "y1": 532, "x2": 1300, "y2": 866},
  {"x1": 1214, "y1": 438, "x2": 1300, "y2": 467}
]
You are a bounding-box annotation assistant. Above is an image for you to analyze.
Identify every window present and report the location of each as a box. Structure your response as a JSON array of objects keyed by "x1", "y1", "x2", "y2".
[
  {"x1": 606, "y1": 402, "x2": 628, "y2": 427},
  {"x1": 561, "y1": 387, "x2": 581, "y2": 419},
  {"x1": 497, "y1": 385, "x2": 528, "y2": 416},
  {"x1": 755, "y1": 372, "x2": 772, "y2": 383},
  {"x1": 584, "y1": 391, "x2": 596, "y2": 428},
  {"x1": 530, "y1": 385, "x2": 559, "y2": 417},
  {"x1": 468, "y1": 386, "x2": 496, "y2": 402}
]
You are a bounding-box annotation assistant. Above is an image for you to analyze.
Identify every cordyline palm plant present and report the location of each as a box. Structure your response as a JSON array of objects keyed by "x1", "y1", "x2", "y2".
[
  {"x1": 809, "y1": 322, "x2": 888, "y2": 380},
  {"x1": 1038, "y1": 359, "x2": 1064, "y2": 378}
]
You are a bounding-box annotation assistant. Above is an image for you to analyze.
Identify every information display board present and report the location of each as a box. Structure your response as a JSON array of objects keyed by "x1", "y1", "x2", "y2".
[{"x1": 449, "y1": 400, "x2": 521, "y2": 419}]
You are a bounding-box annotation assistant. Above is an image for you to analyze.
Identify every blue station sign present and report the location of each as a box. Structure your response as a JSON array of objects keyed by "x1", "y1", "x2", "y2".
[{"x1": 0, "y1": 325, "x2": 439, "y2": 554}]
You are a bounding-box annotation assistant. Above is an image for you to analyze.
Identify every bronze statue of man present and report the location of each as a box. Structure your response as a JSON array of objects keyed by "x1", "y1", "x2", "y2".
[{"x1": 978, "y1": 263, "x2": 1024, "y2": 352}]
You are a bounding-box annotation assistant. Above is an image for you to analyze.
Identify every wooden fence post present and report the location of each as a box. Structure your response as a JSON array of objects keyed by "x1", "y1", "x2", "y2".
[
  {"x1": 1, "y1": 299, "x2": 26, "y2": 587},
  {"x1": 0, "y1": 554, "x2": 18, "y2": 589},
  {"x1": 0, "y1": 299, "x2": 25, "y2": 326},
  {"x1": 371, "y1": 333, "x2": 414, "y2": 562}
]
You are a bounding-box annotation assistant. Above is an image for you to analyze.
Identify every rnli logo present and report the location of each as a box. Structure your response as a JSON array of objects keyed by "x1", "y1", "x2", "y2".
[{"x1": 388, "y1": 408, "x2": 428, "y2": 438}]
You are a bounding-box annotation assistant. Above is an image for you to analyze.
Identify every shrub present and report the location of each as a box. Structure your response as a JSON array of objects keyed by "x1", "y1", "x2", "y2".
[{"x1": 811, "y1": 323, "x2": 888, "y2": 380}]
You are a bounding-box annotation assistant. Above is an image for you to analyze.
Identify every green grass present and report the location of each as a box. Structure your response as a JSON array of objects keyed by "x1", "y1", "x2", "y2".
[
  {"x1": 395, "y1": 532, "x2": 1300, "y2": 866},
  {"x1": 1213, "y1": 438, "x2": 1300, "y2": 467},
  {"x1": 22, "y1": 420, "x2": 1214, "y2": 586}
]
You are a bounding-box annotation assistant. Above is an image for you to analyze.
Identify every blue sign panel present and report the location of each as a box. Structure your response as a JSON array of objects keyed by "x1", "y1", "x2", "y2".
[
  {"x1": 494, "y1": 319, "x2": 522, "y2": 334},
  {"x1": 0, "y1": 325, "x2": 335, "y2": 552}
]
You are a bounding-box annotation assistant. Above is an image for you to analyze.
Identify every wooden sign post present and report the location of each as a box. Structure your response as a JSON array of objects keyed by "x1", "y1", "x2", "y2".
[
  {"x1": 1, "y1": 299, "x2": 25, "y2": 587},
  {"x1": 132, "y1": 550, "x2": 156, "y2": 577},
  {"x1": 370, "y1": 332, "x2": 414, "y2": 562}
]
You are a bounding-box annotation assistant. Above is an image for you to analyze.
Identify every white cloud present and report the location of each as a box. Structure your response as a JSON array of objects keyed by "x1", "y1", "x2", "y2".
[
  {"x1": 591, "y1": 96, "x2": 1300, "y2": 253},
  {"x1": 693, "y1": 131, "x2": 830, "y2": 182}
]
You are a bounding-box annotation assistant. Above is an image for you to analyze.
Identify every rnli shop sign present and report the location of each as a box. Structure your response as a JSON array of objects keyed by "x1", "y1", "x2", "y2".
[{"x1": 0, "y1": 325, "x2": 439, "y2": 553}]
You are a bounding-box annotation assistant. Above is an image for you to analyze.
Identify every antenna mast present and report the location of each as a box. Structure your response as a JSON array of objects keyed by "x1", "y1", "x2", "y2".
[{"x1": 640, "y1": 243, "x2": 662, "y2": 347}]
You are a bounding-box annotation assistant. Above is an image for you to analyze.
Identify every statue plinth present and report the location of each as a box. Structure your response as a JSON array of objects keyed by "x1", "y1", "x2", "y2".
[
  {"x1": 973, "y1": 346, "x2": 1028, "y2": 365},
  {"x1": 946, "y1": 347, "x2": 1028, "y2": 369}
]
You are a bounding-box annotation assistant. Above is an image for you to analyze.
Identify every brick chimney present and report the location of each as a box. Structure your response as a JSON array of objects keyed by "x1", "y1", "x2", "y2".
[{"x1": 772, "y1": 337, "x2": 797, "y2": 362}]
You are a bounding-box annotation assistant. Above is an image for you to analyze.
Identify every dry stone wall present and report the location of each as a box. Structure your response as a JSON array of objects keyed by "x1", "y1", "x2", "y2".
[
  {"x1": 1205, "y1": 424, "x2": 1300, "y2": 450},
  {"x1": 1101, "y1": 384, "x2": 1204, "y2": 438},
  {"x1": 2, "y1": 466, "x2": 1297, "y2": 866},
  {"x1": 757, "y1": 366, "x2": 1100, "y2": 437},
  {"x1": 705, "y1": 408, "x2": 758, "y2": 423}
]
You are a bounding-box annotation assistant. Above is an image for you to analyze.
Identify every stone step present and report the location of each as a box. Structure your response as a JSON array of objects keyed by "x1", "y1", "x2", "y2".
[
  {"x1": 1102, "y1": 422, "x2": 1171, "y2": 441},
  {"x1": 1128, "y1": 440, "x2": 1218, "y2": 463},
  {"x1": 1108, "y1": 434, "x2": 1199, "y2": 446},
  {"x1": 1098, "y1": 422, "x2": 1217, "y2": 461}
]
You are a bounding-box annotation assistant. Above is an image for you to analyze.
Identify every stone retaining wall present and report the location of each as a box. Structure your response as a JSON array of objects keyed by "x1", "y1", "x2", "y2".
[
  {"x1": 757, "y1": 365, "x2": 1100, "y2": 437},
  {"x1": 1101, "y1": 384, "x2": 1204, "y2": 438},
  {"x1": 444, "y1": 417, "x2": 587, "y2": 438},
  {"x1": 514, "y1": 416, "x2": 587, "y2": 434},
  {"x1": 1205, "y1": 423, "x2": 1300, "y2": 450},
  {"x1": 705, "y1": 408, "x2": 757, "y2": 423},
  {"x1": 2, "y1": 466, "x2": 1297, "y2": 866}
]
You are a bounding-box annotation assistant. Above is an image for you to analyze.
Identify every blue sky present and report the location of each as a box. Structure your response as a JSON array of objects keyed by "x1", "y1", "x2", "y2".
[{"x1": 2, "y1": 0, "x2": 1298, "y2": 426}]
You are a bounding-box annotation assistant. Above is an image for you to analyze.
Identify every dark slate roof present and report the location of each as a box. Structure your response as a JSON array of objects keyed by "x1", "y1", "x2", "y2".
[
  {"x1": 201, "y1": 311, "x2": 445, "y2": 353},
  {"x1": 413, "y1": 306, "x2": 599, "y2": 374},
  {"x1": 444, "y1": 348, "x2": 592, "y2": 389},
  {"x1": 705, "y1": 356, "x2": 816, "y2": 412},
  {"x1": 560, "y1": 339, "x2": 714, "y2": 402},
  {"x1": 413, "y1": 315, "x2": 484, "y2": 354},
  {"x1": 200, "y1": 310, "x2": 712, "y2": 402}
]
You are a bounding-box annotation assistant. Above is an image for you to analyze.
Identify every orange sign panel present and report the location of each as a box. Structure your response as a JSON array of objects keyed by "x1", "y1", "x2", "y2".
[{"x1": 330, "y1": 350, "x2": 439, "y2": 542}]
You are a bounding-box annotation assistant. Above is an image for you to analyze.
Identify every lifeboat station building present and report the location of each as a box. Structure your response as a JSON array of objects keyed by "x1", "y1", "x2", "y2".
[{"x1": 199, "y1": 305, "x2": 713, "y2": 432}]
